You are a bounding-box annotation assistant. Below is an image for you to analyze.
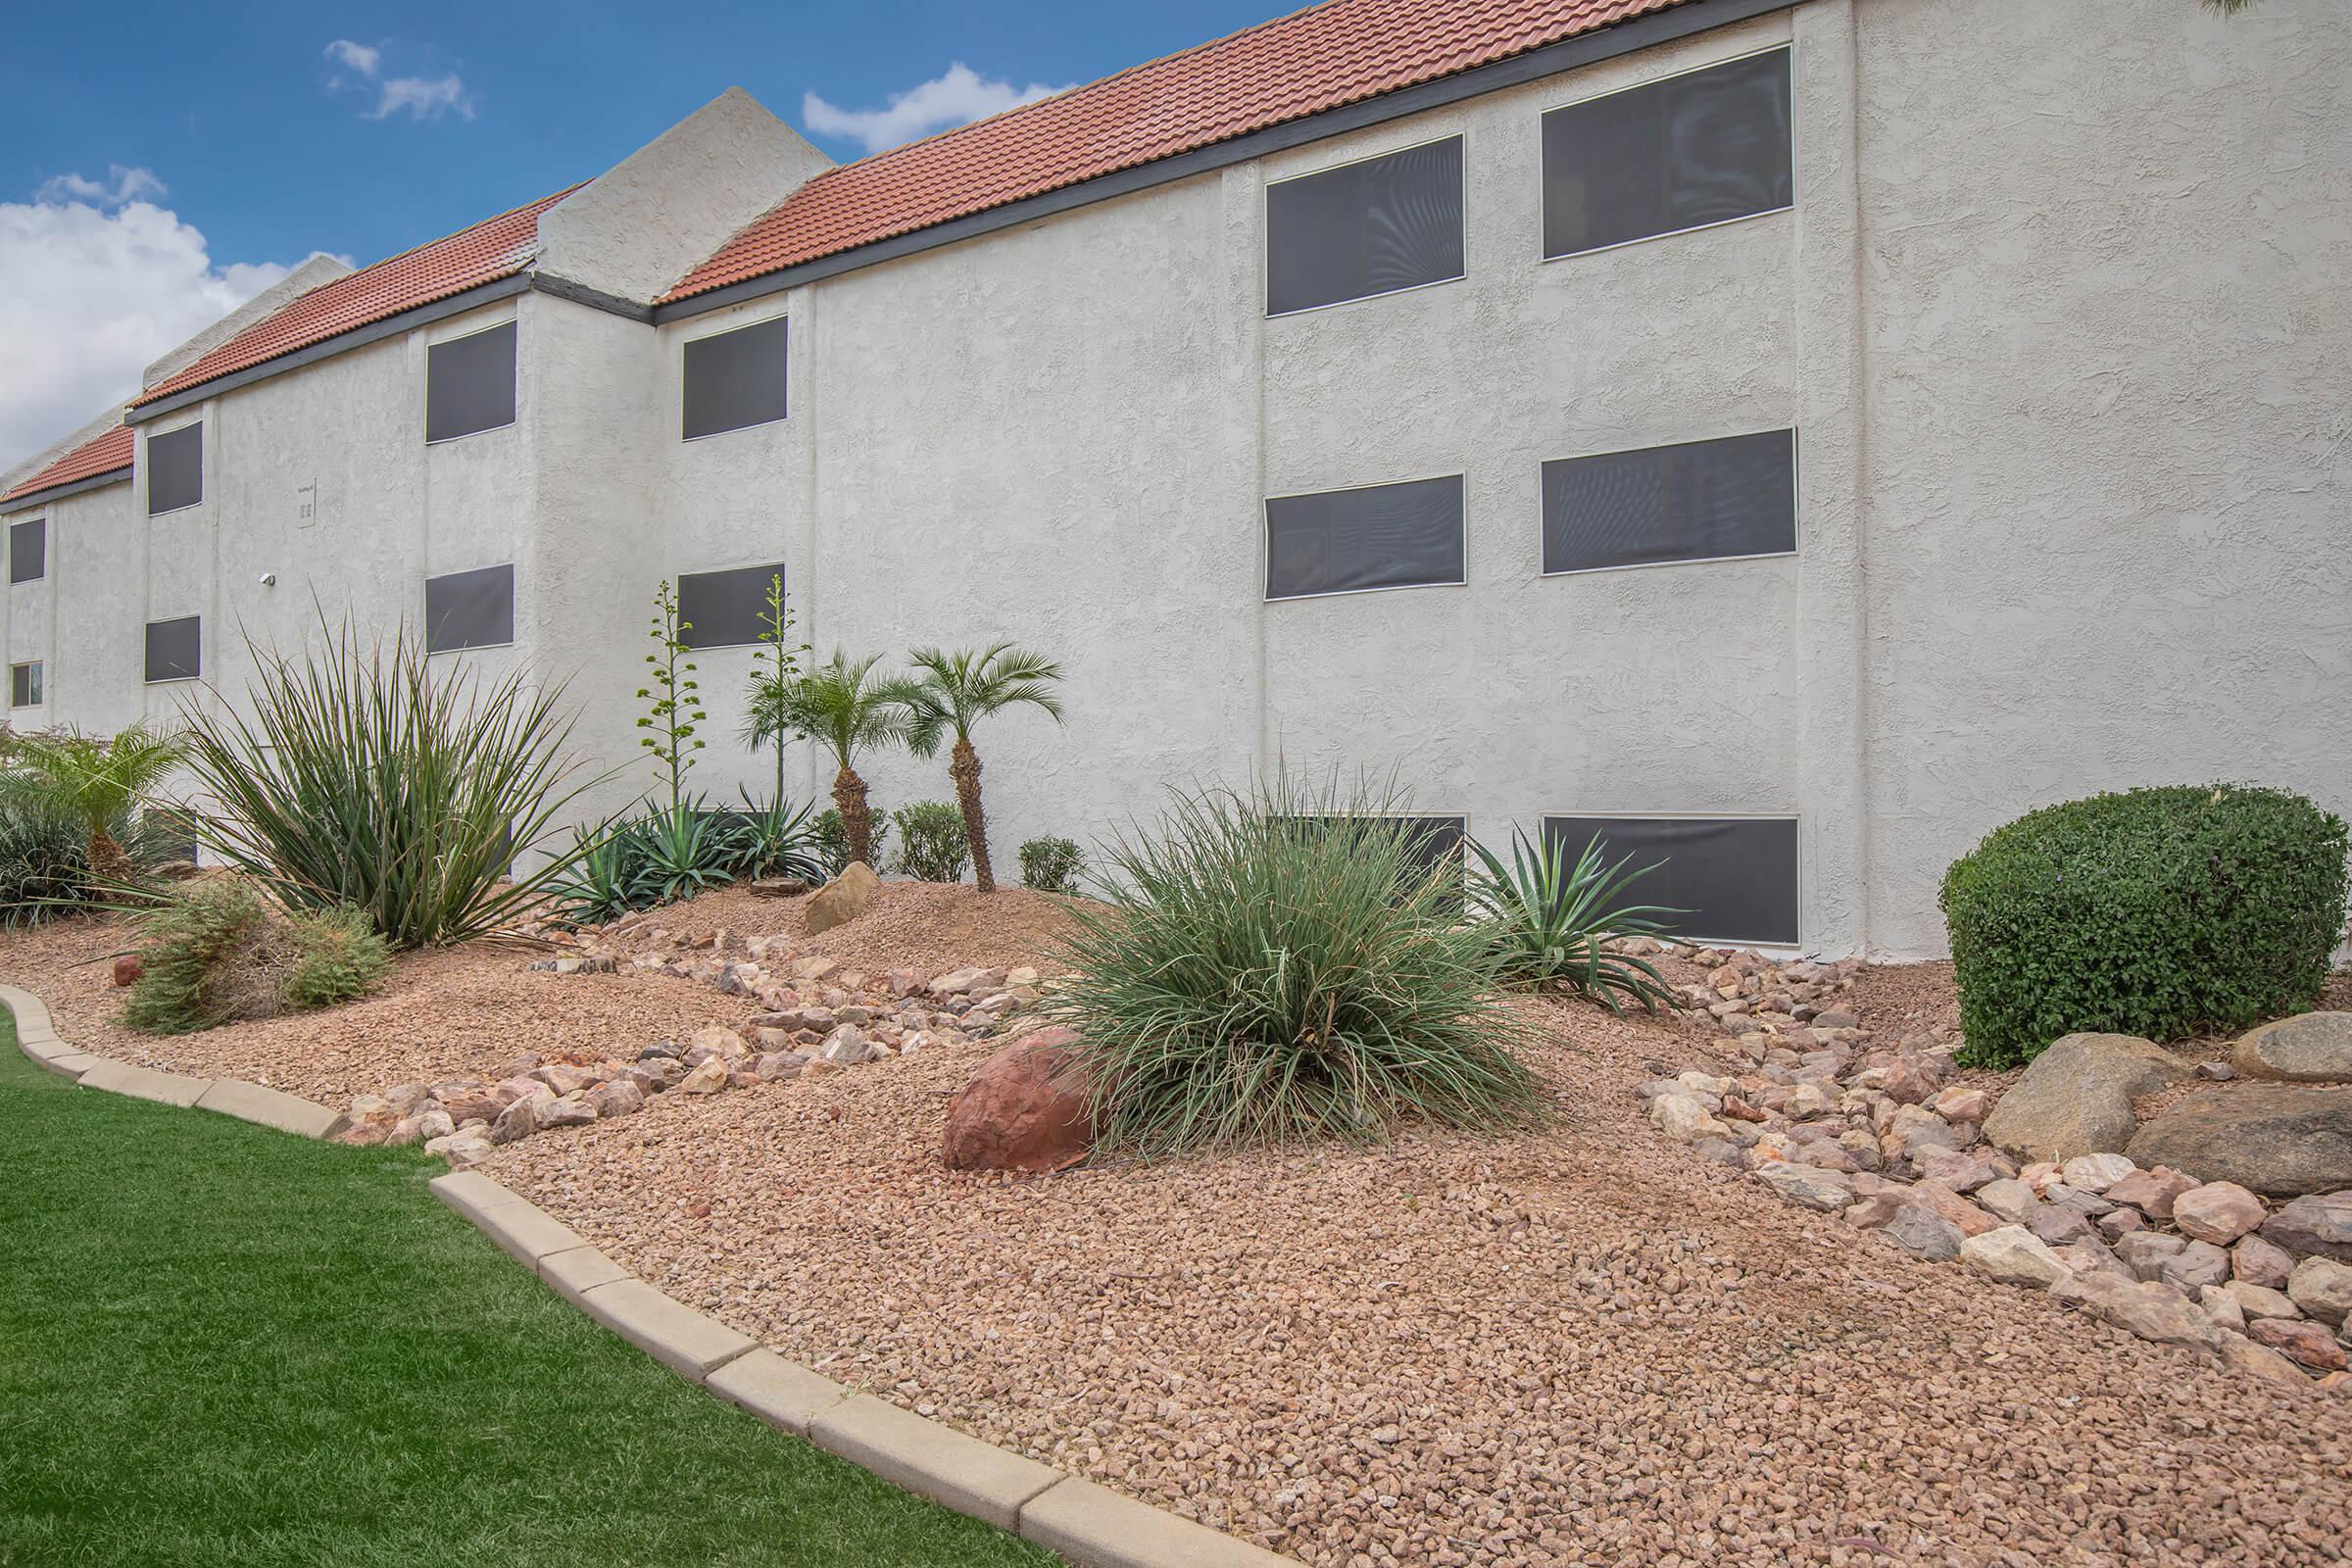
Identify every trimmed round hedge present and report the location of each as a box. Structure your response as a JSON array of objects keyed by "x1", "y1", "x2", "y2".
[{"x1": 1940, "y1": 784, "x2": 2348, "y2": 1068}]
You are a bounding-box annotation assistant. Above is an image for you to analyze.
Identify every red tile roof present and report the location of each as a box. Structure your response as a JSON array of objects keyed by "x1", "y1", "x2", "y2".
[
  {"x1": 2, "y1": 424, "x2": 135, "y2": 507},
  {"x1": 133, "y1": 185, "x2": 585, "y2": 408},
  {"x1": 666, "y1": 0, "x2": 1701, "y2": 303}
]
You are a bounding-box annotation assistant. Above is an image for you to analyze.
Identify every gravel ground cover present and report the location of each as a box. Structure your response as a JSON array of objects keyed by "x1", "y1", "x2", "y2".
[
  {"x1": 0, "y1": 882, "x2": 1088, "y2": 1106},
  {"x1": 479, "y1": 995, "x2": 2350, "y2": 1567}
]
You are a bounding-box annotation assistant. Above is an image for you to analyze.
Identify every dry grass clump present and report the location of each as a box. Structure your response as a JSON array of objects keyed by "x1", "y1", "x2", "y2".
[{"x1": 122, "y1": 881, "x2": 389, "y2": 1035}]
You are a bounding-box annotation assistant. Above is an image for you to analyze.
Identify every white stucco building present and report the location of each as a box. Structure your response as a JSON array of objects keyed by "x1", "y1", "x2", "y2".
[{"x1": 4, "y1": 0, "x2": 2346, "y2": 958}]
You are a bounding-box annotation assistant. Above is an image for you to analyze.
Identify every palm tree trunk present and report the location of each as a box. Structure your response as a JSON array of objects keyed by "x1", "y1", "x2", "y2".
[
  {"x1": 950, "y1": 738, "x2": 994, "y2": 893},
  {"x1": 834, "y1": 765, "x2": 874, "y2": 869},
  {"x1": 86, "y1": 826, "x2": 132, "y2": 886}
]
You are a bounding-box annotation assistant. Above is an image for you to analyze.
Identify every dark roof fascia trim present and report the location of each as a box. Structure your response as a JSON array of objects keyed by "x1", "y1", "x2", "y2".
[
  {"x1": 0, "y1": 466, "x2": 133, "y2": 513},
  {"x1": 125, "y1": 273, "x2": 536, "y2": 424},
  {"x1": 654, "y1": 0, "x2": 1794, "y2": 323},
  {"x1": 530, "y1": 271, "x2": 657, "y2": 322}
]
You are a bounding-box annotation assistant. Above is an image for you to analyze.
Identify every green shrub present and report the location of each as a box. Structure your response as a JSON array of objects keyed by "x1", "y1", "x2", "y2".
[
  {"x1": 1018, "y1": 836, "x2": 1084, "y2": 895},
  {"x1": 281, "y1": 906, "x2": 393, "y2": 1009},
  {"x1": 810, "y1": 808, "x2": 889, "y2": 879},
  {"x1": 0, "y1": 797, "x2": 107, "y2": 926},
  {"x1": 1467, "y1": 826, "x2": 1679, "y2": 1012},
  {"x1": 1048, "y1": 782, "x2": 1538, "y2": 1156},
  {"x1": 125, "y1": 884, "x2": 392, "y2": 1033},
  {"x1": 176, "y1": 617, "x2": 603, "y2": 948},
  {"x1": 1940, "y1": 784, "x2": 2350, "y2": 1067},
  {"x1": 891, "y1": 801, "x2": 970, "y2": 883}
]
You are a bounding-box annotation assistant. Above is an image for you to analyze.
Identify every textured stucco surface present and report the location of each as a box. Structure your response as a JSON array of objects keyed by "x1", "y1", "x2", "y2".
[
  {"x1": 1850, "y1": 0, "x2": 2352, "y2": 955},
  {"x1": 10, "y1": 0, "x2": 2348, "y2": 955},
  {"x1": 536, "y1": 88, "x2": 832, "y2": 307}
]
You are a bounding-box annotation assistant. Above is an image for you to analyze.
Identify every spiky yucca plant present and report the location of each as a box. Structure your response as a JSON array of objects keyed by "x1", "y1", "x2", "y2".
[
  {"x1": 175, "y1": 618, "x2": 603, "y2": 948},
  {"x1": 1049, "y1": 781, "x2": 1538, "y2": 1157}
]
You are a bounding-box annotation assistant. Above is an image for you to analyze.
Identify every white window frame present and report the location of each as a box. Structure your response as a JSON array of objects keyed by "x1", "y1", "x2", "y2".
[
  {"x1": 145, "y1": 418, "x2": 206, "y2": 518},
  {"x1": 1261, "y1": 470, "x2": 1470, "y2": 604},
  {"x1": 1263, "y1": 130, "x2": 1470, "y2": 319},
  {"x1": 1541, "y1": 808, "x2": 1802, "y2": 950},
  {"x1": 421, "y1": 563, "x2": 518, "y2": 657},
  {"x1": 678, "y1": 310, "x2": 791, "y2": 443},
  {"x1": 423, "y1": 318, "x2": 520, "y2": 448},
  {"x1": 1537, "y1": 41, "x2": 1797, "y2": 265},
  {"x1": 1539, "y1": 426, "x2": 1801, "y2": 579}
]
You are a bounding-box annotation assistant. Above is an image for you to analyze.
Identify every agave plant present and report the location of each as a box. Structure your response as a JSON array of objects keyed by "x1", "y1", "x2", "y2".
[
  {"x1": 545, "y1": 813, "x2": 661, "y2": 926},
  {"x1": 1465, "y1": 827, "x2": 1681, "y2": 1013},
  {"x1": 720, "y1": 790, "x2": 824, "y2": 883}
]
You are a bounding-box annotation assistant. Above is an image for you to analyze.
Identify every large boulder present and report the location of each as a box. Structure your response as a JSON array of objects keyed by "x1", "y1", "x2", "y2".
[
  {"x1": 2232, "y1": 1013, "x2": 2352, "y2": 1084},
  {"x1": 941, "y1": 1027, "x2": 1095, "y2": 1173},
  {"x1": 804, "y1": 860, "x2": 879, "y2": 936},
  {"x1": 2125, "y1": 1085, "x2": 2352, "y2": 1198},
  {"x1": 2262, "y1": 1191, "x2": 2352, "y2": 1261},
  {"x1": 1981, "y1": 1033, "x2": 2191, "y2": 1162}
]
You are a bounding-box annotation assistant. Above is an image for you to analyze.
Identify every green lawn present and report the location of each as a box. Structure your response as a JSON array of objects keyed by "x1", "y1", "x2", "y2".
[{"x1": 0, "y1": 1016, "x2": 1051, "y2": 1568}]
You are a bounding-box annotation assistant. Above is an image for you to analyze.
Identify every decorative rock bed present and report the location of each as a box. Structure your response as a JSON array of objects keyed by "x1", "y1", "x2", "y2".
[
  {"x1": 1643, "y1": 959, "x2": 2352, "y2": 1390},
  {"x1": 338, "y1": 919, "x2": 1051, "y2": 1167}
]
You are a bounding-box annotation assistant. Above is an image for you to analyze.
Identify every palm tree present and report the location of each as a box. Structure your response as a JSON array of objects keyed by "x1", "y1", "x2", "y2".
[
  {"x1": 4, "y1": 723, "x2": 187, "y2": 883},
  {"x1": 779, "y1": 650, "x2": 913, "y2": 869},
  {"x1": 901, "y1": 643, "x2": 1063, "y2": 893}
]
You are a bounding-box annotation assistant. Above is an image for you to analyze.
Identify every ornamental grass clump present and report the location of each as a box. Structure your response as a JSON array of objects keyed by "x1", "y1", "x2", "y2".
[
  {"x1": 1940, "y1": 783, "x2": 2350, "y2": 1068},
  {"x1": 1050, "y1": 782, "x2": 1539, "y2": 1156},
  {"x1": 175, "y1": 617, "x2": 603, "y2": 948}
]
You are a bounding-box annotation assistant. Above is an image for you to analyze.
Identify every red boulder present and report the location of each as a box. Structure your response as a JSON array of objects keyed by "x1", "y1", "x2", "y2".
[
  {"x1": 941, "y1": 1026, "x2": 1095, "y2": 1173},
  {"x1": 112, "y1": 955, "x2": 144, "y2": 988}
]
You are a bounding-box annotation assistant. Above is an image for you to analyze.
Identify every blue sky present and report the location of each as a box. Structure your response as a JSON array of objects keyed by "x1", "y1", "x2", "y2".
[{"x1": 0, "y1": 0, "x2": 1272, "y2": 464}]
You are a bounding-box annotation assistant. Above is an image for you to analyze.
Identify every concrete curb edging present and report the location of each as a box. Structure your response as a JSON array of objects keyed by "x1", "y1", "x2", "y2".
[
  {"x1": 0, "y1": 982, "x2": 350, "y2": 1139},
  {"x1": 425, "y1": 1172, "x2": 1289, "y2": 1564},
  {"x1": 0, "y1": 981, "x2": 1286, "y2": 1565}
]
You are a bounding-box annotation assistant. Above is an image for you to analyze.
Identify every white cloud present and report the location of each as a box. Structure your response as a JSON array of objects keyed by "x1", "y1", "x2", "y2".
[
  {"x1": 369, "y1": 74, "x2": 472, "y2": 122},
  {"x1": 34, "y1": 165, "x2": 167, "y2": 208},
  {"x1": 804, "y1": 63, "x2": 1070, "y2": 155},
  {"x1": 323, "y1": 38, "x2": 380, "y2": 78},
  {"x1": 323, "y1": 38, "x2": 475, "y2": 122},
  {"x1": 0, "y1": 183, "x2": 328, "y2": 467}
]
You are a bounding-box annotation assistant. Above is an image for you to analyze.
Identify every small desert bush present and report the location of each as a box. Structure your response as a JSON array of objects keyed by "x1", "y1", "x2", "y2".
[
  {"x1": 1018, "y1": 836, "x2": 1084, "y2": 895},
  {"x1": 1940, "y1": 783, "x2": 2350, "y2": 1067},
  {"x1": 176, "y1": 617, "x2": 601, "y2": 948},
  {"x1": 280, "y1": 906, "x2": 393, "y2": 1010},
  {"x1": 810, "y1": 808, "x2": 890, "y2": 878},
  {"x1": 1049, "y1": 782, "x2": 1538, "y2": 1156},
  {"x1": 892, "y1": 801, "x2": 970, "y2": 883},
  {"x1": 1467, "y1": 826, "x2": 1679, "y2": 1012},
  {"x1": 125, "y1": 883, "x2": 390, "y2": 1034}
]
